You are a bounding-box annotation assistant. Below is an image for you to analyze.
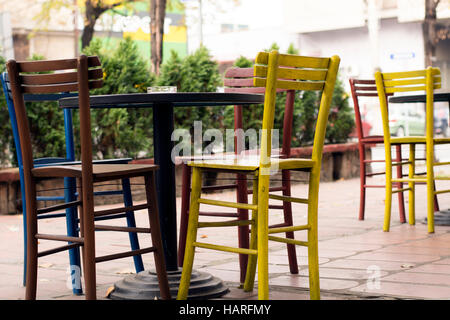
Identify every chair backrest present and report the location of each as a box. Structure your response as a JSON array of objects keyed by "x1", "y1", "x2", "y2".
[
  {"x1": 223, "y1": 67, "x2": 296, "y2": 156},
  {"x1": 349, "y1": 79, "x2": 377, "y2": 140},
  {"x1": 1, "y1": 72, "x2": 78, "y2": 168},
  {"x1": 253, "y1": 51, "x2": 340, "y2": 171},
  {"x1": 6, "y1": 55, "x2": 102, "y2": 187},
  {"x1": 375, "y1": 67, "x2": 441, "y2": 144}
]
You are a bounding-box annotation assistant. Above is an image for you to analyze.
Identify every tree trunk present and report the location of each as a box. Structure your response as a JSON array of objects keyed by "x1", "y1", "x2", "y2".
[
  {"x1": 150, "y1": 0, "x2": 167, "y2": 75},
  {"x1": 423, "y1": 0, "x2": 440, "y2": 67}
]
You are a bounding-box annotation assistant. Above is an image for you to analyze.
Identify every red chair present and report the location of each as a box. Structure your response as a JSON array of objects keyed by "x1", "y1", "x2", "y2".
[
  {"x1": 178, "y1": 67, "x2": 299, "y2": 283},
  {"x1": 349, "y1": 79, "x2": 438, "y2": 221}
]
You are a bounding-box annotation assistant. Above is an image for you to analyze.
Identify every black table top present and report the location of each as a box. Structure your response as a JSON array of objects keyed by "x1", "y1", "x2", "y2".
[
  {"x1": 59, "y1": 92, "x2": 265, "y2": 109},
  {"x1": 389, "y1": 92, "x2": 450, "y2": 104}
]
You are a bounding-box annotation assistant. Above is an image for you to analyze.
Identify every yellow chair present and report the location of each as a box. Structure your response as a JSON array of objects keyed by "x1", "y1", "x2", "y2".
[
  {"x1": 375, "y1": 67, "x2": 450, "y2": 233},
  {"x1": 177, "y1": 50, "x2": 340, "y2": 300}
]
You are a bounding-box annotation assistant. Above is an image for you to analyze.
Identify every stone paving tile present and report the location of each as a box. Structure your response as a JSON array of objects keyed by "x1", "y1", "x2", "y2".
[
  {"x1": 345, "y1": 252, "x2": 441, "y2": 263},
  {"x1": 404, "y1": 264, "x2": 450, "y2": 274},
  {"x1": 269, "y1": 275, "x2": 360, "y2": 291},
  {"x1": 350, "y1": 282, "x2": 450, "y2": 299},
  {"x1": 381, "y1": 271, "x2": 450, "y2": 286},
  {"x1": 320, "y1": 258, "x2": 418, "y2": 271},
  {"x1": 298, "y1": 267, "x2": 389, "y2": 280}
]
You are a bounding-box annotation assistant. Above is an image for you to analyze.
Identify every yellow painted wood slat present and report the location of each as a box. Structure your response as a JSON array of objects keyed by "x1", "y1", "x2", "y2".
[
  {"x1": 255, "y1": 52, "x2": 330, "y2": 69},
  {"x1": 384, "y1": 77, "x2": 441, "y2": 88},
  {"x1": 433, "y1": 161, "x2": 450, "y2": 166},
  {"x1": 381, "y1": 69, "x2": 427, "y2": 80},
  {"x1": 384, "y1": 78, "x2": 426, "y2": 87},
  {"x1": 254, "y1": 78, "x2": 324, "y2": 91},
  {"x1": 434, "y1": 188, "x2": 450, "y2": 195},
  {"x1": 197, "y1": 219, "x2": 254, "y2": 228},
  {"x1": 254, "y1": 65, "x2": 328, "y2": 81},
  {"x1": 197, "y1": 198, "x2": 258, "y2": 211},
  {"x1": 392, "y1": 178, "x2": 427, "y2": 182},
  {"x1": 268, "y1": 235, "x2": 309, "y2": 247},
  {"x1": 392, "y1": 187, "x2": 412, "y2": 194},
  {"x1": 268, "y1": 224, "x2": 310, "y2": 234},
  {"x1": 268, "y1": 193, "x2": 309, "y2": 204},
  {"x1": 193, "y1": 242, "x2": 258, "y2": 255},
  {"x1": 434, "y1": 176, "x2": 450, "y2": 180}
]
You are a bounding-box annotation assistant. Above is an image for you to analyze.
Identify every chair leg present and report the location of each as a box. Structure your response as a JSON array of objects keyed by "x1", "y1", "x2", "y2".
[
  {"x1": 121, "y1": 178, "x2": 144, "y2": 273},
  {"x1": 426, "y1": 145, "x2": 435, "y2": 234},
  {"x1": 394, "y1": 145, "x2": 406, "y2": 223},
  {"x1": 281, "y1": 169, "x2": 298, "y2": 274},
  {"x1": 358, "y1": 143, "x2": 366, "y2": 220},
  {"x1": 307, "y1": 169, "x2": 320, "y2": 300},
  {"x1": 177, "y1": 167, "x2": 203, "y2": 300},
  {"x1": 243, "y1": 175, "x2": 258, "y2": 292},
  {"x1": 433, "y1": 180, "x2": 439, "y2": 212},
  {"x1": 257, "y1": 173, "x2": 270, "y2": 300},
  {"x1": 25, "y1": 182, "x2": 38, "y2": 300},
  {"x1": 145, "y1": 172, "x2": 171, "y2": 299},
  {"x1": 383, "y1": 147, "x2": 393, "y2": 232},
  {"x1": 64, "y1": 176, "x2": 83, "y2": 295},
  {"x1": 236, "y1": 172, "x2": 249, "y2": 284},
  {"x1": 178, "y1": 163, "x2": 191, "y2": 267},
  {"x1": 408, "y1": 145, "x2": 416, "y2": 226},
  {"x1": 79, "y1": 181, "x2": 96, "y2": 300}
]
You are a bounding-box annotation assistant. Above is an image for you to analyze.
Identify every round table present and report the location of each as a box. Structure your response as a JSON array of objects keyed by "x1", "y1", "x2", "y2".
[
  {"x1": 59, "y1": 92, "x2": 264, "y2": 299},
  {"x1": 389, "y1": 92, "x2": 450, "y2": 226},
  {"x1": 389, "y1": 92, "x2": 450, "y2": 104}
]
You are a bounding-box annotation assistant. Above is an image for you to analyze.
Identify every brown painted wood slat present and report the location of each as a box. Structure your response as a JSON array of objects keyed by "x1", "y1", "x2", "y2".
[
  {"x1": 94, "y1": 225, "x2": 151, "y2": 233},
  {"x1": 224, "y1": 67, "x2": 254, "y2": 78},
  {"x1": 20, "y1": 69, "x2": 103, "y2": 85}
]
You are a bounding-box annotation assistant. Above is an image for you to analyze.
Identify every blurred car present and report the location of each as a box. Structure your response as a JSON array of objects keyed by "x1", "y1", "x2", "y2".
[{"x1": 389, "y1": 106, "x2": 425, "y2": 137}]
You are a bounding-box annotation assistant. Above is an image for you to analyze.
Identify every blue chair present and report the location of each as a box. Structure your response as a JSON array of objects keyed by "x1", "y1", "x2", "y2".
[{"x1": 1, "y1": 72, "x2": 145, "y2": 294}]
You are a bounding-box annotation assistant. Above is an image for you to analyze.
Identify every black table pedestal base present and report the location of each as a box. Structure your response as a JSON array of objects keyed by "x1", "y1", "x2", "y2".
[
  {"x1": 423, "y1": 209, "x2": 450, "y2": 226},
  {"x1": 109, "y1": 268, "x2": 229, "y2": 300}
]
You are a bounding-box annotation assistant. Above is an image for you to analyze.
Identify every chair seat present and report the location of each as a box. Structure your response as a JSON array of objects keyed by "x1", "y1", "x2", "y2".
[
  {"x1": 188, "y1": 156, "x2": 315, "y2": 172},
  {"x1": 391, "y1": 136, "x2": 450, "y2": 144},
  {"x1": 32, "y1": 163, "x2": 158, "y2": 181}
]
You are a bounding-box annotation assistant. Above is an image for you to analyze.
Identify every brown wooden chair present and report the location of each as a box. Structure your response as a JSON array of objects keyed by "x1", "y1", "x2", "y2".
[
  {"x1": 178, "y1": 66, "x2": 299, "y2": 284},
  {"x1": 349, "y1": 78, "x2": 438, "y2": 221},
  {"x1": 6, "y1": 55, "x2": 170, "y2": 300}
]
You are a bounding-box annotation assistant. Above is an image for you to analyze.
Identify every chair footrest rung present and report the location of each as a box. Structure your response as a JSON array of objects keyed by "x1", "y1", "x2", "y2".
[
  {"x1": 36, "y1": 233, "x2": 84, "y2": 243},
  {"x1": 193, "y1": 242, "x2": 257, "y2": 255},
  {"x1": 95, "y1": 247, "x2": 156, "y2": 263},
  {"x1": 94, "y1": 225, "x2": 151, "y2": 233},
  {"x1": 37, "y1": 200, "x2": 81, "y2": 215},
  {"x1": 197, "y1": 198, "x2": 257, "y2": 211},
  {"x1": 268, "y1": 235, "x2": 309, "y2": 246},
  {"x1": 38, "y1": 243, "x2": 82, "y2": 258},
  {"x1": 94, "y1": 203, "x2": 151, "y2": 217},
  {"x1": 435, "y1": 188, "x2": 450, "y2": 195},
  {"x1": 269, "y1": 204, "x2": 284, "y2": 209},
  {"x1": 268, "y1": 224, "x2": 310, "y2": 234},
  {"x1": 268, "y1": 194, "x2": 308, "y2": 204},
  {"x1": 198, "y1": 219, "x2": 254, "y2": 228},
  {"x1": 199, "y1": 211, "x2": 239, "y2": 217},
  {"x1": 392, "y1": 187, "x2": 411, "y2": 194}
]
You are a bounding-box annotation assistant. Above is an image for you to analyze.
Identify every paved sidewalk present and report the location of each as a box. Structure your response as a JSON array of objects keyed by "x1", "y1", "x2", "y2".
[{"x1": 1, "y1": 175, "x2": 449, "y2": 300}]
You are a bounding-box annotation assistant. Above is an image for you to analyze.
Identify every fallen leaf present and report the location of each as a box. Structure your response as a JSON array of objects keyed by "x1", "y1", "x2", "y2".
[
  {"x1": 200, "y1": 235, "x2": 208, "y2": 239},
  {"x1": 115, "y1": 269, "x2": 134, "y2": 275},
  {"x1": 38, "y1": 263, "x2": 53, "y2": 268},
  {"x1": 105, "y1": 286, "x2": 115, "y2": 298}
]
